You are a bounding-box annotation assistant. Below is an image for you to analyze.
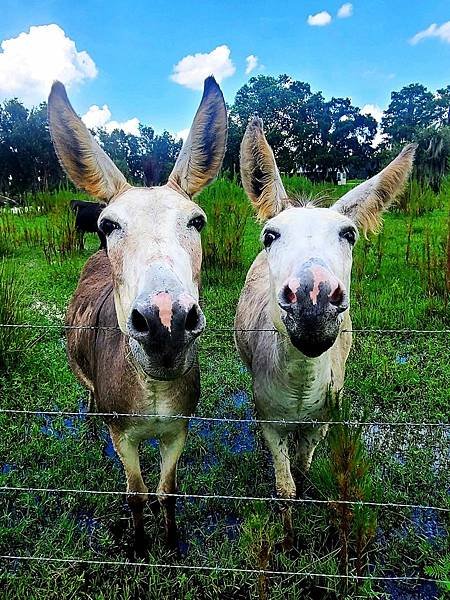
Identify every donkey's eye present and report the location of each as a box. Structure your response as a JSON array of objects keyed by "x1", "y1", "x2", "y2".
[
  {"x1": 340, "y1": 227, "x2": 357, "y2": 246},
  {"x1": 188, "y1": 215, "x2": 206, "y2": 232},
  {"x1": 263, "y1": 230, "x2": 280, "y2": 249},
  {"x1": 99, "y1": 218, "x2": 121, "y2": 236}
]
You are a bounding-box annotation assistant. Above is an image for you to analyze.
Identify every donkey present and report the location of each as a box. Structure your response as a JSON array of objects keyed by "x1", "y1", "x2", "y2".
[
  {"x1": 48, "y1": 76, "x2": 227, "y2": 551},
  {"x1": 235, "y1": 117, "x2": 415, "y2": 549}
]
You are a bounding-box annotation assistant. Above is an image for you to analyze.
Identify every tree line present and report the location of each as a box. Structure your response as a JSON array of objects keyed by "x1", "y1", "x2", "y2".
[{"x1": 1, "y1": 76, "x2": 450, "y2": 198}]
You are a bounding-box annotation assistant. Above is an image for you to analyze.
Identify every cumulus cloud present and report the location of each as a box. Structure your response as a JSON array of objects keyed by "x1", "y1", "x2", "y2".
[
  {"x1": 82, "y1": 104, "x2": 140, "y2": 136},
  {"x1": 361, "y1": 103, "x2": 385, "y2": 146},
  {"x1": 337, "y1": 3, "x2": 353, "y2": 18},
  {"x1": 176, "y1": 128, "x2": 190, "y2": 141},
  {"x1": 245, "y1": 54, "x2": 259, "y2": 75},
  {"x1": 170, "y1": 45, "x2": 235, "y2": 90},
  {"x1": 0, "y1": 24, "x2": 97, "y2": 105},
  {"x1": 307, "y1": 11, "x2": 332, "y2": 27},
  {"x1": 410, "y1": 22, "x2": 450, "y2": 45}
]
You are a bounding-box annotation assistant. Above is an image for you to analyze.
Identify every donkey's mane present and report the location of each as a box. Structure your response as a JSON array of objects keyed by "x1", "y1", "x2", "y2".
[{"x1": 287, "y1": 194, "x2": 330, "y2": 209}]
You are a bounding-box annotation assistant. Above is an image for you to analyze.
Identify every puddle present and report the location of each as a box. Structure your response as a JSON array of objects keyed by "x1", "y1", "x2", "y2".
[
  {"x1": 1, "y1": 464, "x2": 16, "y2": 474},
  {"x1": 39, "y1": 400, "x2": 87, "y2": 440},
  {"x1": 383, "y1": 579, "x2": 439, "y2": 600},
  {"x1": 363, "y1": 424, "x2": 450, "y2": 474}
]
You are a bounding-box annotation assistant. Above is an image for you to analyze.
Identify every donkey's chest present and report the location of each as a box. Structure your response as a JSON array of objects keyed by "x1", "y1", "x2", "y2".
[
  {"x1": 255, "y1": 356, "x2": 331, "y2": 423},
  {"x1": 120, "y1": 379, "x2": 198, "y2": 442}
]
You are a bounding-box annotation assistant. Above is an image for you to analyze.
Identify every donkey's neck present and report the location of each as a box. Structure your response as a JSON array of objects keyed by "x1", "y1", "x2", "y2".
[{"x1": 266, "y1": 298, "x2": 333, "y2": 412}]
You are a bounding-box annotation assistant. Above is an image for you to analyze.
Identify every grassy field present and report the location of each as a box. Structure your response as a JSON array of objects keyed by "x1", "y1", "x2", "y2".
[{"x1": 0, "y1": 178, "x2": 449, "y2": 599}]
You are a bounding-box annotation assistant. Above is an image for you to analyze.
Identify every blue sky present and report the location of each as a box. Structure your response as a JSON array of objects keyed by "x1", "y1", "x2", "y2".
[{"x1": 1, "y1": 0, "x2": 450, "y2": 137}]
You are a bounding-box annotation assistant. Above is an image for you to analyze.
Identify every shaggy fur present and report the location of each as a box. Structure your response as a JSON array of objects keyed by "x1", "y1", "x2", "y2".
[
  {"x1": 169, "y1": 76, "x2": 228, "y2": 198},
  {"x1": 331, "y1": 144, "x2": 417, "y2": 234},
  {"x1": 235, "y1": 117, "x2": 416, "y2": 549},
  {"x1": 240, "y1": 116, "x2": 289, "y2": 220}
]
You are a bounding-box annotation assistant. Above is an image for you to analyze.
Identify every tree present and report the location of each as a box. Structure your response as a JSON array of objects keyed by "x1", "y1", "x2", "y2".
[
  {"x1": 436, "y1": 85, "x2": 450, "y2": 127},
  {"x1": 224, "y1": 75, "x2": 376, "y2": 180},
  {"x1": 382, "y1": 84, "x2": 438, "y2": 144}
]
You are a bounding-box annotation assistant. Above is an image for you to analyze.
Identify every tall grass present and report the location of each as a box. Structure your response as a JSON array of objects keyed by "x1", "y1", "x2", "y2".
[
  {"x1": 41, "y1": 208, "x2": 81, "y2": 263},
  {"x1": 0, "y1": 212, "x2": 20, "y2": 257},
  {"x1": 199, "y1": 178, "x2": 252, "y2": 278},
  {"x1": 396, "y1": 179, "x2": 443, "y2": 216},
  {"x1": 0, "y1": 260, "x2": 26, "y2": 370},
  {"x1": 314, "y1": 395, "x2": 378, "y2": 593},
  {"x1": 24, "y1": 187, "x2": 91, "y2": 215}
]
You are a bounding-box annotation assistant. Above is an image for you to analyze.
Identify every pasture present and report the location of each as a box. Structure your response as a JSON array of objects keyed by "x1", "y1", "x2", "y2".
[{"x1": 0, "y1": 177, "x2": 449, "y2": 599}]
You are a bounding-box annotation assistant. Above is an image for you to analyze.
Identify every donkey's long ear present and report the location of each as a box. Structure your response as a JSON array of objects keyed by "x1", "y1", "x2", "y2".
[
  {"x1": 48, "y1": 81, "x2": 129, "y2": 202},
  {"x1": 331, "y1": 144, "x2": 416, "y2": 234},
  {"x1": 168, "y1": 76, "x2": 227, "y2": 197},
  {"x1": 240, "y1": 117, "x2": 288, "y2": 221}
]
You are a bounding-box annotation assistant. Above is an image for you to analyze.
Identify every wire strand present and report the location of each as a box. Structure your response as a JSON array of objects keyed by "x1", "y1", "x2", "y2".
[
  {"x1": 1, "y1": 485, "x2": 448, "y2": 512},
  {"x1": 0, "y1": 323, "x2": 448, "y2": 334},
  {"x1": 0, "y1": 554, "x2": 447, "y2": 583},
  {"x1": 0, "y1": 407, "x2": 447, "y2": 428}
]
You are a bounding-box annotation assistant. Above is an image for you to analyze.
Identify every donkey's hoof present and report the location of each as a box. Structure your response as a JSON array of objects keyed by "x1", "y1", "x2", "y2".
[{"x1": 134, "y1": 530, "x2": 150, "y2": 558}]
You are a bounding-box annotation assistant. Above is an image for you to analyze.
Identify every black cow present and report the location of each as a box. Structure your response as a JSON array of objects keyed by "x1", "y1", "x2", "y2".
[{"x1": 70, "y1": 200, "x2": 106, "y2": 250}]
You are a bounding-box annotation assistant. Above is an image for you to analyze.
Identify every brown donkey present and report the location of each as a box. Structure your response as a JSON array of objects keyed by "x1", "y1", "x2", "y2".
[
  {"x1": 48, "y1": 77, "x2": 227, "y2": 551},
  {"x1": 235, "y1": 117, "x2": 415, "y2": 549}
]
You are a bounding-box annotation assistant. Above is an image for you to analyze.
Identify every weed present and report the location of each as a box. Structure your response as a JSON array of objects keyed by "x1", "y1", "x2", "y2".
[{"x1": 0, "y1": 260, "x2": 26, "y2": 370}]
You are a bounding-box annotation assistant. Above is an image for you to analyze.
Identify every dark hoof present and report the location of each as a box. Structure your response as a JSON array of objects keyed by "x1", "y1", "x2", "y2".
[
  {"x1": 134, "y1": 530, "x2": 149, "y2": 558},
  {"x1": 165, "y1": 528, "x2": 179, "y2": 553}
]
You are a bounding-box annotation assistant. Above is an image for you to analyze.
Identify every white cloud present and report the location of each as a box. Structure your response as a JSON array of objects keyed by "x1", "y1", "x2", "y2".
[
  {"x1": 361, "y1": 103, "x2": 383, "y2": 123},
  {"x1": 361, "y1": 103, "x2": 385, "y2": 146},
  {"x1": 0, "y1": 24, "x2": 97, "y2": 105},
  {"x1": 245, "y1": 54, "x2": 259, "y2": 75},
  {"x1": 170, "y1": 45, "x2": 235, "y2": 90},
  {"x1": 307, "y1": 11, "x2": 332, "y2": 27},
  {"x1": 410, "y1": 22, "x2": 450, "y2": 45},
  {"x1": 82, "y1": 104, "x2": 140, "y2": 136},
  {"x1": 337, "y1": 3, "x2": 353, "y2": 18},
  {"x1": 176, "y1": 128, "x2": 190, "y2": 141}
]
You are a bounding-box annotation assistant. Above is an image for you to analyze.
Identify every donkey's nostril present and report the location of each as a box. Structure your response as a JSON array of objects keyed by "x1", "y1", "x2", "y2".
[
  {"x1": 185, "y1": 305, "x2": 201, "y2": 332},
  {"x1": 130, "y1": 308, "x2": 149, "y2": 334},
  {"x1": 329, "y1": 284, "x2": 344, "y2": 307},
  {"x1": 280, "y1": 284, "x2": 297, "y2": 308}
]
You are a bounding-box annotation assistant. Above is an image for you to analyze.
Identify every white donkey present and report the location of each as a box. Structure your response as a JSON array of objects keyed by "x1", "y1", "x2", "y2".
[{"x1": 235, "y1": 117, "x2": 415, "y2": 548}]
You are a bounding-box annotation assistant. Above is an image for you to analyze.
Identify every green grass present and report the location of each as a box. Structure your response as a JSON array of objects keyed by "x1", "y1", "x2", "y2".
[{"x1": 0, "y1": 181, "x2": 449, "y2": 599}]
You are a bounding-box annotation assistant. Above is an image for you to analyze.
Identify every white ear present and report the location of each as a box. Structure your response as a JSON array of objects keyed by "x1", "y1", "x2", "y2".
[
  {"x1": 48, "y1": 81, "x2": 130, "y2": 202},
  {"x1": 168, "y1": 76, "x2": 227, "y2": 197},
  {"x1": 331, "y1": 144, "x2": 417, "y2": 234},
  {"x1": 240, "y1": 116, "x2": 288, "y2": 221}
]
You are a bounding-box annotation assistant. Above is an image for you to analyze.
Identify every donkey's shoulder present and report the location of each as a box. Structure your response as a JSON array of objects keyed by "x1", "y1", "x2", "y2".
[{"x1": 66, "y1": 251, "x2": 113, "y2": 328}]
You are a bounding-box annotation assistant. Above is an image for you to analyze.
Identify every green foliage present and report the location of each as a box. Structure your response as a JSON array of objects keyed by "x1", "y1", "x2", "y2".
[
  {"x1": 413, "y1": 127, "x2": 450, "y2": 192},
  {"x1": 315, "y1": 394, "x2": 378, "y2": 584},
  {"x1": 0, "y1": 260, "x2": 26, "y2": 370},
  {"x1": 381, "y1": 83, "x2": 439, "y2": 144},
  {"x1": 225, "y1": 74, "x2": 376, "y2": 179},
  {"x1": 396, "y1": 178, "x2": 442, "y2": 216},
  {"x1": 198, "y1": 178, "x2": 252, "y2": 278},
  {"x1": 424, "y1": 553, "x2": 450, "y2": 593}
]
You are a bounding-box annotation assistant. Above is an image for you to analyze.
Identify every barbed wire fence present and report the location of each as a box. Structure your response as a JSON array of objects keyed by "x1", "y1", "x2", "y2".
[{"x1": 0, "y1": 321, "x2": 449, "y2": 588}]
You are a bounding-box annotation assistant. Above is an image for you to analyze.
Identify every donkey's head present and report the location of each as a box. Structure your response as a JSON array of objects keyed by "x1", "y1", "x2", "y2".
[
  {"x1": 241, "y1": 117, "x2": 415, "y2": 358},
  {"x1": 49, "y1": 77, "x2": 227, "y2": 379}
]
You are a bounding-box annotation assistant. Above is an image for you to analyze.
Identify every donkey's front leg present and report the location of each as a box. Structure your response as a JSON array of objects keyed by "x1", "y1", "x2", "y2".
[
  {"x1": 110, "y1": 427, "x2": 148, "y2": 553},
  {"x1": 157, "y1": 424, "x2": 188, "y2": 550},
  {"x1": 261, "y1": 423, "x2": 296, "y2": 550},
  {"x1": 294, "y1": 424, "x2": 329, "y2": 494}
]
